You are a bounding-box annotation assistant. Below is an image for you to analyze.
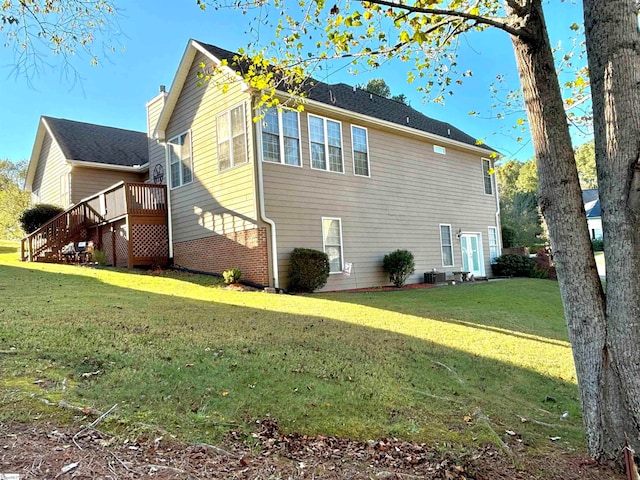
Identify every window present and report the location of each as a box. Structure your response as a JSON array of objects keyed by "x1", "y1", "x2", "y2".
[
  {"x1": 217, "y1": 105, "x2": 248, "y2": 171},
  {"x1": 482, "y1": 158, "x2": 493, "y2": 195},
  {"x1": 322, "y1": 217, "x2": 343, "y2": 273},
  {"x1": 488, "y1": 227, "x2": 499, "y2": 263},
  {"x1": 440, "y1": 224, "x2": 454, "y2": 267},
  {"x1": 59, "y1": 173, "x2": 69, "y2": 206},
  {"x1": 309, "y1": 114, "x2": 343, "y2": 173},
  {"x1": 351, "y1": 125, "x2": 370, "y2": 177},
  {"x1": 433, "y1": 145, "x2": 446, "y2": 155},
  {"x1": 168, "y1": 131, "x2": 193, "y2": 189},
  {"x1": 261, "y1": 108, "x2": 301, "y2": 166}
]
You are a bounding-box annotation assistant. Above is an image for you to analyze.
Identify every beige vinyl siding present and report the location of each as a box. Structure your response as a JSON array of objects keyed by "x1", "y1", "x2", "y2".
[
  {"x1": 30, "y1": 131, "x2": 69, "y2": 207},
  {"x1": 263, "y1": 109, "x2": 498, "y2": 291},
  {"x1": 147, "y1": 94, "x2": 167, "y2": 184},
  {"x1": 166, "y1": 51, "x2": 258, "y2": 245},
  {"x1": 71, "y1": 167, "x2": 145, "y2": 204}
]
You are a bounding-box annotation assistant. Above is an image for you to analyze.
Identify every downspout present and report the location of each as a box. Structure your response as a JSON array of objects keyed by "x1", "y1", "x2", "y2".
[
  {"x1": 253, "y1": 95, "x2": 280, "y2": 288},
  {"x1": 493, "y1": 158, "x2": 502, "y2": 252},
  {"x1": 163, "y1": 143, "x2": 174, "y2": 259}
]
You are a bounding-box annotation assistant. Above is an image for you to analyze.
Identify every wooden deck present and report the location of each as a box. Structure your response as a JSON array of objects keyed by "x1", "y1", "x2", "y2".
[{"x1": 21, "y1": 182, "x2": 169, "y2": 268}]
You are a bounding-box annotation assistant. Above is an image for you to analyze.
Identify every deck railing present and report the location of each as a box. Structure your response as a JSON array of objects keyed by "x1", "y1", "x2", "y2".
[{"x1": 21, "y1": 182, "x2": 167, "y2": 262}]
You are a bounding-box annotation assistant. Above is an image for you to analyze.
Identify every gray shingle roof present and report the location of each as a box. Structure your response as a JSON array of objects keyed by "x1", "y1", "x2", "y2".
[
  {"x1": 582, "y1": 189, "x2": 601, "y2": 218},
  {"x1": 44, "y1": 116, "x2": 148, "y2": 167},
  {"x1": 196, "y1": 41, "x2": 495, "y2": 153}
]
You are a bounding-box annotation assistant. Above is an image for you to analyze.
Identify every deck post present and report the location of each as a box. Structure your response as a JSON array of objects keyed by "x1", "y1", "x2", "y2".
[{"x1": 28, "y1": 236, "x2": 33, "y2": 262}]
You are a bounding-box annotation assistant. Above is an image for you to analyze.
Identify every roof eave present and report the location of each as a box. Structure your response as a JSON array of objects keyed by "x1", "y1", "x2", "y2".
[
  {"x1": 24, "y1": 117, "x2": 66, "y2": 192},
  {"x1": 268, "y1": 89, "x2": 500, "y2": 158},
  {"x1": 68, "y1": 159, "x2": 149, "y2": 172},
  {"x1": 154, "y1": 39, "x2": 247, "y2": 142}
]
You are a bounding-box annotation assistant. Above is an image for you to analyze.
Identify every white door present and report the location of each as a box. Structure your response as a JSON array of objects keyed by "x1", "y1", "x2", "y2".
[{"x1": 460, "y1": 233, "x2": 484, "y2": 277}]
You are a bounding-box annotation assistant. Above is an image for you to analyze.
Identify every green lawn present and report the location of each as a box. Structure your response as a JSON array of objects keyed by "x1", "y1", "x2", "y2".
[{"x1": 0, "y1": 241, "x2": 583, "y2": 453}]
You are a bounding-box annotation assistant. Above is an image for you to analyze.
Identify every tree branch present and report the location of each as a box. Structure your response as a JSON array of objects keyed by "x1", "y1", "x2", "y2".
[{"x1": 357, "y1": 0, "x2": 524, "y2": 37}]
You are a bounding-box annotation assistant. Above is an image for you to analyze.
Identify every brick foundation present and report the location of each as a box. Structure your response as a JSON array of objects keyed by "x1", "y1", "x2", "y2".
[{"x1": 173, "y1": 228, "x2": 269, "y2": 285}]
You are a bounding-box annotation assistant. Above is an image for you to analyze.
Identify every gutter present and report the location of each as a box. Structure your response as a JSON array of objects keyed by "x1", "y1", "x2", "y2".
[
  {"x1": 253, "y1": 95, "x2": 280, "y2": 289},
  {"x1": 67, "y1": 159, "x2": 149, "y2": 172}
]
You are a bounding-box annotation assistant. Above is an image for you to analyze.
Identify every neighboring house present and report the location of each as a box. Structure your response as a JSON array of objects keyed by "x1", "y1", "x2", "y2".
[
  {"x1": 583, "y1": 188, "x2": 602, "y2": 240},
  {"x1": 25, "y1": 116, "x2": 149, "y2": 207},
  {"x1": 23, "y1": 39, "x2": 502, "y2": 291}
]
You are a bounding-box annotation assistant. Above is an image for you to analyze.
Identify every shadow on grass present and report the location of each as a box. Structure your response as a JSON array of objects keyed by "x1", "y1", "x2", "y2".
[
  {"x1": 0, "y1": 263, "x2": 583, "y2": 449},
  {"x1": 0, "y1": 244, "x2": 19, "y2": 255}
]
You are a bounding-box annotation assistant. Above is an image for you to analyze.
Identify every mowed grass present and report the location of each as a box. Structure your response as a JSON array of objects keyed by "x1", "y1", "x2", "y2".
[{"x1": 0, "y1": 241, "x2": 584, "y2": 453}]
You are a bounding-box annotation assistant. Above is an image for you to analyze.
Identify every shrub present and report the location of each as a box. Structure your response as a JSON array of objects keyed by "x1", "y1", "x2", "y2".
[
  {"x1": 93, "y1": 249, "x2": 107, "y2": 266},
  {"x1": 288, "y1": 248, "x2": 330, "y2": 293},
  {"x1": 591, "y1": 238, "x2": 604, "y2": 252},
  {"x1": 491, "y1": 254, "x2": 535, "y2": 277},
  {"x1": 19, "y1": 204, "x2": 64, "y2": 234},
  {"x1": 222, "y1": 268, "x2": 242, "y2": 285},
  {"x1": 383, "y1": 249, "x2": 415, "y2": 287}
]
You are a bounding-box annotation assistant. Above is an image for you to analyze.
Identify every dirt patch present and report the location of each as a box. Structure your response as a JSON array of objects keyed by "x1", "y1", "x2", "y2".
[{"x1": 0, "y1": 419, "x2": 624, "y2": 479}]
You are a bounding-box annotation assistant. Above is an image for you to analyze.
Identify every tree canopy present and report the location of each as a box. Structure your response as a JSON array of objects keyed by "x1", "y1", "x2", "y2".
[
  {"x1": 0, "y1": 0, "x2": 118, "y2": 76},
  {"x1": 0, "y1": 159, "x2": 30, "y2": 240}
]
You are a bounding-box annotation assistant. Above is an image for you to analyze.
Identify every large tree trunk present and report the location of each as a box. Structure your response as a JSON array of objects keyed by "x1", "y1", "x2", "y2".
[
  {"x1": 505, "y1": 0, "x2": 635, "y2": 462},
  {"x1": 582, "y1": 0, "x2": 640, "y2": 461}
]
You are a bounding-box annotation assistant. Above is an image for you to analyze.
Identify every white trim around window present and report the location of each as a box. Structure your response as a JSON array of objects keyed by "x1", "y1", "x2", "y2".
[
  {"x1": 433, "y1": 145, "x2": 446, "y2": 155},
  {"x1": 351, "y1": 125, "x2": 370, "y2": 177},
  {"x1": 488, "y1": 226, "x2": 499, "y2": 264},
  {"x1": 322, "y1": 217, "x2": 344, "y2": 274},
  {"x1": 168, "y1": 130, "x2": 194, "y2": 189},
  {"x1": 482, "y1": 158, "x2": 494, "y2": 195},
  {"x1": 217, "y1": 103, "x2": 248, "y2": 172},
  {"x1": 439, "y1": 224, "x2": 454, "y2": 267},
  {"x1": 308, "y1": 114, "x2": 344, "y2": 174},
  {"x1": 259, "y1": 107, "x2": 302, "y2": 167}
]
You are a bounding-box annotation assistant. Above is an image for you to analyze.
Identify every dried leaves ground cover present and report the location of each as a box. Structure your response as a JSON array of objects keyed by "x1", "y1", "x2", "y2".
[{"x1": 0, "y1": 420, "x2": 624, "y2": 480}]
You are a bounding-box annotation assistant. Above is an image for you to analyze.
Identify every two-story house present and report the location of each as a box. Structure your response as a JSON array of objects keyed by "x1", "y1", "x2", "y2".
[
  {"x1": 148, "y1": 40, "x2": 501, "y2": 290},
  {"x1": 23, "y1": 39, "x2": 501, "y2": 291}
]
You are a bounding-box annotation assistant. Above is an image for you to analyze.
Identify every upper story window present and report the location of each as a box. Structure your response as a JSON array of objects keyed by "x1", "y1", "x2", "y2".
[
  {"x1": 309, "y1": 114, "x2": 344, "y2": 173},
  {"x1": 351, "y1": 125, "x2": 370, "y2": 177},
  {"x1": 482, "y1": 158, "x2": 493, "y2": 195},
  {"x1": 168, "y1": 131, "x2": 193, "y2": 189},
  {"x1": 440, "y1": 224, "x2": 454, "y2": 267},
  {"x1": 261, "y1": 108, "x2": 301, "y2": 166},
  {"x1": 217, "y1": 104, "x2": 248, "y2": 171}
]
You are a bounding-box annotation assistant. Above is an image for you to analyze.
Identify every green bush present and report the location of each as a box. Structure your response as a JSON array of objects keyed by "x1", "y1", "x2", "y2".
[
  {"x1": 288, "y1": 248, "x2": 330, "y2": 293},
  {"x1": 491, "y1": 254, "x2": 535, "y2": 277},
  {"x1": 19, "y1": 204, "x2": 64, "y2": 234},
  {"x1": 93, "y1": 249, "x2": 107, "y2": 266},
  {"x1": 222, "y1": 268, "x2": 242, "y2": 285},
  {"x1": 591, "y1": 238, "x2": 604, "y2": 252},
  {"x1": 383, "y1": 249, "x2": 415, "y2": 287}
]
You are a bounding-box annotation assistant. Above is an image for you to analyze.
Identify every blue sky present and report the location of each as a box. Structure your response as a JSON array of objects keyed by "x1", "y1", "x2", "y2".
[{"x1": 0, "y1": 0, "x2": 586, "y2": 164}]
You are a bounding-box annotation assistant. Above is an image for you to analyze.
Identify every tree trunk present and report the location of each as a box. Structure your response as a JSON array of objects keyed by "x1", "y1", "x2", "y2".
[
  {"x1": 582, "y1": 0, "x2": 640, "y2": 461},
  {"x1": 505, "y1": 0, "x2": 634, "y2": 462}
]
